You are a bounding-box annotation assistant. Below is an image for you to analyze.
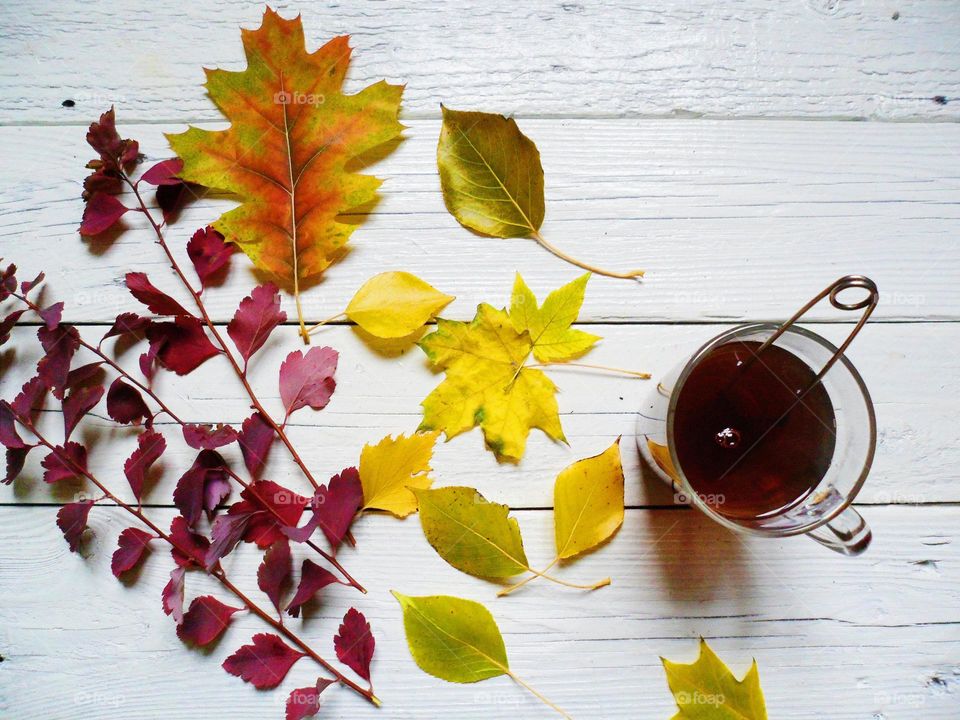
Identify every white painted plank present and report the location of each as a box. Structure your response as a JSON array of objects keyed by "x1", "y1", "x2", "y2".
[
  {"x1": 1, "y1": 322, "x2": 956, "y2": 507},
  {"x1": 1, "y1": 120, "x2": 959, "y2": 323},
  {"x1": 1, "y1": 1, "x2": 958, "y2": 123},
  {"x1": 0, "y1": 505, "x2": 957, "y2": 719}
]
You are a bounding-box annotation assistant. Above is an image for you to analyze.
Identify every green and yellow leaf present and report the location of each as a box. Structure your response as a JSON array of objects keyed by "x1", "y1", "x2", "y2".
[
  {"x1": 359, "y1": 431, "x2": 438, "y2": 517},
  {"x1": 509, "y1": 273, "x2": 599, "y2": 362},
  {"x1": 662, "y1": 638, "x2": 768, "y2": 720},
  {"x1": 166, "y1": 8, "x2": 404, "y2": 337},
  {"x1": 413, "y1": 486, "x2": 529, "y2": 579}
]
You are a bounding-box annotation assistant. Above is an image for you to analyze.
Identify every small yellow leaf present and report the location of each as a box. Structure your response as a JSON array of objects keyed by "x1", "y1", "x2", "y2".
[
  {"x1": 662, "y1": 638, "x2": 768, "y2": 719},
  {"x1": 413, "y1": 486, "x2": 529, "y2": 579},
  {"x1": 359, "y1": 432, "x2": 439, "y2": 517},
  {"x1": 509, "y1": 273, "x2": 600, "y2": 363},
  {"x1": 391, "y1": 591, "x2": 509, "y2": 683},
  {"x1": 647, "y1": 438, "x2": 681, "y2": 483},
  {"x1": 554, "y1": 439, "x2": 625, "y2": 560},
  {"x1": 345, "y1": 271, "x2": 454, "y2": 338},
  {"x1": 437, "y1": 106, "x2": 543, "y2": 239}
]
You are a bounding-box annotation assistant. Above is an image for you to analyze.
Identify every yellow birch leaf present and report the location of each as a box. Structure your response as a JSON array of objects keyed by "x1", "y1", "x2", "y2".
[
  {"x1": 554, "y1": 439, "x2": 625, "y2": 560},
  {"x1": 359, "y1": 431, "x2": 438, "y2": 517},
  {"x1": 412, "y1": 486, "x2": 529, "y2": 578},
  {"x1": 391, "y1": 592, "x2": 509, "y2": 683},
  {"x1": 345, "y1": 271, "x2": 454, "y2": 338},
  {"x1": 662, "y1": 638, "x2": 768, "y2": 720},
  {"x1": 509, "y1": 272, "x2": 600, "y2": 362},
  {"x1": 166, "y1": 9, "x2": 404, "y2": 338}
]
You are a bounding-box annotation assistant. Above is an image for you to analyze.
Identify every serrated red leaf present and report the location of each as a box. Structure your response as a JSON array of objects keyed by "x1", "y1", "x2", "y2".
[
  {"x1": 236, "y1": 480, "x2": 307, "y2": 548},
  {"x1": 57, "y1": 500, "x2": 94, "y2": 552},
  {"x1": 0, "y1": 308, "x2": 25, "y2": 346},
  {"x1": 258, "y1": 538, "x2": 292, "y2": 613},
  {"x1": 80, "y1": 193, "x2": 129, "y2": 235},
  {"x1": 139, "y1": 342, "x2": 159, "y2": 381},
  {"x1": 187, "y1": 226, "x2": 234, "y2": 288},
  {"x1": 237, "y1": 412, "x2": 274, "y2": 478},
  {"x1": 140, "y1": 158, "x2": 184, "y2": 186},
  {"x1": 41, "y1": 442, "x2": 87, "y2": 483},
  {"x1": 3, "y1": 447, "x2": 30, "y2": 485},
  {"x1": 163, "y1": 566, "x2": 186, "y2": 624},
  {"x1": 39, "y1": 302, "x2": 63, "y2": 330},
  {"x1": 279, "y1": 347, "x2": 338, "y2": 418},
  {"x1": 37, "y1": 325, "x2": 80, "y2": 398},
  {"x1": 123, "y1": 429, "x2": 166, "y2": 501},
  {"x1": 102, "y1": 312, "x2": 150, "y2": 341},
  {"x1": 182, "y1": 423, "x2": 238, "y2": 450},
  {"x1": 178, "y1": 595, "x2": 242, "y2": 646},
  {"x1": 11, "y1": 376, "x2": 47, "y2": 421},
  {"x1": 157, "y1": 182, "x2": 191, "y2": 222},
  {"x1": 146, "y1": 316, "x2": 220, "y2": 375},
  {"x1": 286, "y1": 560, "x2": 339, "y2": 618},
  {"x1": 205, "y1": 511, "x2": 253, "y2": 570},
  {"x1": 125, "y1": 272, "x2": 190, "y2": 317},
  {"x1": 111, "y1": 527, "x2": 153, "y2": 577},
  {"x1": 86, "y1": 107, "x2": 139, "y2": 170},
  {"x1": 0, "y1": 402, "x2": 27, "y2": 449},
  {"x1": 223, "y1": 633, "x2": 305, "y2": 689},
  {"x1": 334, "y1": 608, "x2": 375, "y2": 682},
  {"x1": 286, "y1": 679, "x2": 335, "y2": 720},
  {"x1": 169, "y1": 515, "x2": 210, "y2": 568},
  {"x1": 65, "y1": 362, "x2": 104, "y2": 391},
  {"x1": 284, "y1": 468, "x2": 361, "y2": 551},
  {"x1": 20, "y1": 271, "x2": 44, "y2": 294},
  {"x1": 106, "y1": 377, "x2": 151, "y2": 425},
  {"x1": 228, "y1": 283, "x2": 286, "y2": 365},
  {"x1": 62, "y1": 383, "x2": 104, "y2": 441},
  {"x1": 173, "y1": 449, "x2": 228, "y2": 527}
]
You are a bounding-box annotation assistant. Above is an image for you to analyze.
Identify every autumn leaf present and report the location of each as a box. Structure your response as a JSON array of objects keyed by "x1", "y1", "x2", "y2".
[
  {"x1": 286, "y1": 560, "x2": 339, "y2": 618},
  {"x1": 392, "y1": 592, "x2": 569, "y2": 716},
  {"x1": 554, "y1": 439, "x2": 624, "y2": 560},
  {"x1": 286, "y1": 679, "x2": 335, "y2": 720},
  {"x1": 279, "y1": 347, "x2": 338, "y2": 420},
  {"x1": 228, "y1": 283, "x2": 286, "y2": 367},
  {"x1": 56, "y1": 500, "x2": 94, "y2": 552},
  {"x1": 358, "y1": 432, "x2": 438, "y2": 517},
  {"x1": 413, "y1": 486, "x2": 529, "y2": 579},
  {"x1": 111, "y1": 527, "x2": 153, "y2": 578},
  {"x1": 334, "y1": 608, "x2": 375, "y2": 682},
  {"x1": 166, "y1": 8, "x2": 404, "y2": 339},
  {"x1": 223, "y1": 633, "x2": 306, "y2": 689},
  {"x1": 509, "y1": 273, "x2": 599, "y2": 362},
  {"x1": 437, "y1": 106, "x2": 641, "y2": 280},
  {"x1": 178, "y1": 595, "x2": 242, "y2": 647},
  {"x1": 662, "y1": 638, "x2": 768, "y2": 719},
  {"x1": 308, "y1": 271, "x2": 454, "y2": 339}
]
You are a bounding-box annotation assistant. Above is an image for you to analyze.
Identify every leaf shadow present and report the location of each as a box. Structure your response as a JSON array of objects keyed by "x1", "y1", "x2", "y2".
[
  {"x1": 350, "y1": 324, "x2": 426, "y2": 357},
  {"x1": 81, "y1": 222, "x2": 128, "y2": 256}
]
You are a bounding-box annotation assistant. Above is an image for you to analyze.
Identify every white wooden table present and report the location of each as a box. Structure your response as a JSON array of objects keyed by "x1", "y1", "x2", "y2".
[{"x1": 1, "y1": 2, "x2": 959, "y2": 718}]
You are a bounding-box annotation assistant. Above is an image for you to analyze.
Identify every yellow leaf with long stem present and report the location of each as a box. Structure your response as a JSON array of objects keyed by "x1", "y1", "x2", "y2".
[
  {"x1": 167, "y1": 9, "x2": 404, "y2": 341},
  {"x1": 437, "y1": 106, "x2": 643, "y2": 280}
]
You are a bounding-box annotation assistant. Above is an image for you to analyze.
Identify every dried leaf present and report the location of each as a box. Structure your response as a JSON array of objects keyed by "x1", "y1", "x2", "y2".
[
  {"x1": 413, "y1": 486, "x2": 528, "y2": 579},
  {"x1": 286, "y1": 679, "x2": 335, "y2": 720},
  {"x1": 169, "y1": 515, "x2": 211, "y2": 569},
  {"x1": 662, "y1": 638, "x2": 768, "y2": 719},
  {"x1": 146, "y1": 317, "x2": 220, "y2": 375},
  {"x1": 334, "y1": 608, "x2": 375, "y2": 681},
  {"x1": 234, "y1": 480, "x2": 308, "y2": 548},
  {"x1": 182, "y1": 423, "x2": 238, "y2": 450},
  {"x1": 228, "y1": 283, "x2": 286, "y2": 365},
  {"x1": 286, "y1": 560, "x2": 339, "y2": 619},
  {"x1": 237, "y1": 412, "x2": 274, "y2": 478},
  {"x1": 106, "y1": 377, "x2": 151, "y2": 425},
  {"x1": 79, "y1": 193, "x2": 129, "y2": 235},
  {"x1": 102, "y1": 312, "x2": 150, "y2": 342},
  {"x1": 284, "y1": 468, "x2": 361, "y2": 550},
  {"x1": 166, "y1": 9, "x2": 404, "y2": 334},
  {"x1": 41, "y1": 442, "x2": 87, "y2": 484},
  {"x1": 258, "y1": 539, "x2": 293, "y2": 614},
  {"x1": 140, "y1": 158, "x2": 183, "y2": 186},
  {"x1": 125, "y1": 272, "x2": 190, "y2": 317},
  {"x1": 173, "y1": 449, "x2": 228, "y2": 527},
  {"x1": 554, "y1": 439, "x2": 624, "y2": 560},
  {"x1": 359, "y1": 432, "x2": 438, "y2": 517},
  {"x1": 62, "y1": 384, "x2": 104, "y2": 441},
  {"x1": 123, "y1": 430, "x2": 166, "y2": 502},
  {"x1": 222, "y1": 633, "x2": 306, "y2": 689},
  {"x1": 57, "y1": 500, "x2": 94, "y2": 552},
  {"x1": 162, "y1": 566, "x2": 186, "y2": 624},
  {"x1": 186, "y1": 226, "x2": 234, "y2": 288},
  {"x1": 178, "y1": 595, "x2": 242, "y2": 647},
  {"x1": 344, "y1": 272, "x2": 453, "y2": 338},
  {"x1": 509, "y1": 273, "x2": 599, "y2": 362}
]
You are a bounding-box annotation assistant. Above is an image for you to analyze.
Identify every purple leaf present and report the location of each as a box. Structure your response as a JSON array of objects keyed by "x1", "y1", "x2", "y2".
[
  {"x1": 286, "y1": 680, "x2": 335, "y2": 720},
  {"x1": 102, "y1": 312, "x2": 150, "y2": 341},
  {"x1": 80, "y1": 193, "x2": 129, "y2": 235},
  {"x1": 37, "y1": 325, "x2": 80, "y2": 398},
  {"x1": 257, "y1": 539, "x2": 292, "y2": 614},
  {"x1": 0, "y1": 402, "x2": 27, "y2": 449},
  {"x1": 57, "y1": 500, "x2": 94, "y2": 552},
  {"x1": 111, "y1": 527, "x2": 153, "y2": 577},
  {"x1": 286, "y1": 560, "x2": 339, "y2": 618},
  {"x1": 125, "y1": 272, "x2": 190, "y2": 317},
  {"x1": 187, "y1": 227, "x2": 234, "y2": 288},
  {"x1": 3, "y1": 447, "x2": 31, "y2": 485},
  {"x1": 140, "y1": 158, "x2": 183, "y2": 186},
  {"x1": 182, "y1": 423, "x2": 238, "y2": 450},
  {"x1": 283, "y1": 468, "x2": 361, "y2": 551},
  {"x1": 123, "y1": 429, "x2": 166, "y2": 501},
  {"x1": 62, "y1": 383, "x2": 104, "y2": 441},
  {"x1": 237, "y1": 412, "x2": 274, "y2": 478},
  {"x1": 11, "y1": 376, "x2": 47, "y2": 421},
  {"x1": 279, "y1": 347, "x2": 338, "y2": 417},
  {"x1": 41, "y1": 442, "x2": 87, "y2": 484},
  {"x1": 228, "y1": 283, "x2": 286, "y2": 364},
  {"x1": 169, "y1": 515, "x2": 210, "y2": 569},
  {"x1": 106, "y1": 377, "x2": 151, "y2": 425},
  {"x1": 222, "y1": 633, "x2": 305, "y2": 689},
  {"x1": 205, "y1": 511, "x2": 253, "y2": 570},
  {"x1": 146, "y1": 316, "x2": 220, "y2": 375},
  {"x1": 65, "y1": 362, "x2": 104, "y2": 391},
  {"x1": 334, "y1": 608, "x2": 375, "y2": 682},
  {"x1": 39, "y1": 302, "x2": 63, "y2": 330},
  {"x1": 0, "y1": 309, "x2": 25, "y2": 345},
  {"x1": 162, "y1": 566, "x2": 186, "y2": 624},
  {"x1": 177, "y1": 595, "x2": 242, "y2": 647},
  {"x1": 172, "y1": 449, "x2": 228, "y2": 528}
]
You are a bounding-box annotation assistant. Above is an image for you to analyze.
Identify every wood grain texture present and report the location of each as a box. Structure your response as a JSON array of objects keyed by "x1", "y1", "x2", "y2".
[
  {"x1": 1, "y1": 322, "x2": 956, "y2": 508},
  {"x1": 1, "y1": 0, "x2": 958, "y2": 123},
  {"x1": 0, "y1": 505, "x2": 957, "y2": 719},
  {"x1": 1, "y1": 120, "x2": 959, "y2": 324}
]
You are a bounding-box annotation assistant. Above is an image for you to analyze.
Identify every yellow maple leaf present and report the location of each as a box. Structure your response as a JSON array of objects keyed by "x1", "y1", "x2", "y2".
[
  {"x1": 166, "y1": 8, "x2": 404, "y2": 338},
  {"x1": 359, "y1": 432, "x2": 439, "y2": 518},
  {"x1": 418, "y1": 274, "x2": 600, "y2": 461},
  {"x1": 662, "y1": 638, "x2": 768, "y2": 719}
]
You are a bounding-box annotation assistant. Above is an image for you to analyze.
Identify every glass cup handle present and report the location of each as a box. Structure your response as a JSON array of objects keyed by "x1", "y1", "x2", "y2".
[{"x1": 806, "y1": 507, "x2": 872, "y2": 556}]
